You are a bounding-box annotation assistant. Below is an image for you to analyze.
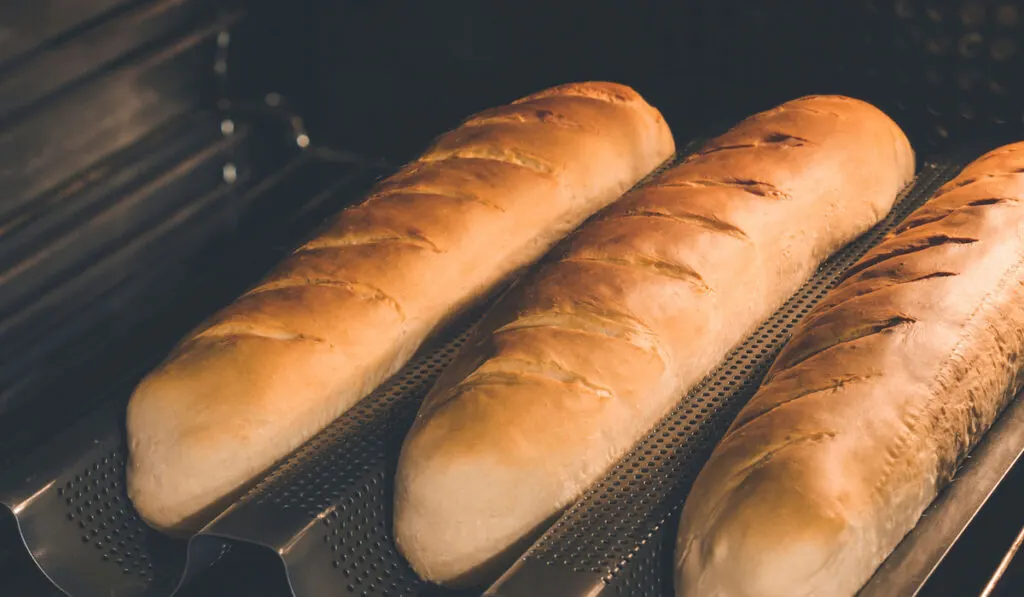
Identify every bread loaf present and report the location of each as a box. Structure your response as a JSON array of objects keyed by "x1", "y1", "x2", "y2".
[
  {"x1": 394, "y1": 95, "x2": 914, "y2": 587},
  {"x1": 125, "y1": 81, "x2": 674, "y2": 534},
  {"x1": 675, "y1": 142, "x2": 1024, "y2": 597}
]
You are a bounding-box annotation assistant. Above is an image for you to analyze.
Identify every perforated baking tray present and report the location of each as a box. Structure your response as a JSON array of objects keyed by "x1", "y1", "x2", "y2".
[{"x1": 5, "y1": 144, "x2": 1022, "y2": 597}]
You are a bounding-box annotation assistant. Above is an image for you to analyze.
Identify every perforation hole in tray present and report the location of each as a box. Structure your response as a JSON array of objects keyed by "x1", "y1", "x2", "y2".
[
  {"x1": 321, "y1": 469, "x2": 417, "y2": 597},
  {"x1": 611, "y1": 539, "x2": 664, "y2": 597},
  {"x1": 529, "y1": 162, "x2": 961, "y2": 577},
  {"x1": 58, "y1": 449, "x2": 156, "y2": 579}
]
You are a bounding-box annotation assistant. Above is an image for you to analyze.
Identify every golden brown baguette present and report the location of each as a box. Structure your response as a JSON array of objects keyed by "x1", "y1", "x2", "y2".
[
  {"x1": 125, "y1": 81, "x2": 675, "y2": 534},
  {"x1": 675, "y1": 142, "x2": 1024, "y2": 597},
  {"x1": 394, "y1": 95, "x2": 914, "y2": 587}
]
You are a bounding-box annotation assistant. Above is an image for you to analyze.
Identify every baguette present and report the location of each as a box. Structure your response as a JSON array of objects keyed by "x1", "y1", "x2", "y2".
[
  {"x1": 675, "y1": 142, "x2": 1024, "y2": 597},
  {"x1": 394, "y1": 95, "x2": 914, "y2": 587},
  {"x1": 126, "y1": 81, "x2": 674, "y2": 534}
]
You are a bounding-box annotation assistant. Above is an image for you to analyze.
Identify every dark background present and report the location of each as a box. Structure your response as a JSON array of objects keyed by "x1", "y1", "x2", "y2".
[{"x1": 231, "y1": 0, "x2": 1024, "y2": 161}]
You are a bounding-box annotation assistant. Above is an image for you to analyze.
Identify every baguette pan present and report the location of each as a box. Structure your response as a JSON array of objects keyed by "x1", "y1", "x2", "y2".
[
  {"x1": 126, "y1": 81, "x2": 675, "y2": 534},
  {"x1": 675, "y1": 142, "x2": 1024, "y2": 597},
  {"x1": 395, "y1": 95, "x2": 914, "y2": 587}
]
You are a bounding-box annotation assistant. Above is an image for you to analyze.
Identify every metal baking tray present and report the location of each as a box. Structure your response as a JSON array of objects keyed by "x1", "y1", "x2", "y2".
[{"x1": 7, "y1": 139, "x2": 1024, "y2": 597}]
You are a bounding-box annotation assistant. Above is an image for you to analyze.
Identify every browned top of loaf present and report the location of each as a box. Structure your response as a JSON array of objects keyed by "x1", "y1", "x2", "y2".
[{"x1": 181, "y1": 81, "x2": 667, "y2": 348}]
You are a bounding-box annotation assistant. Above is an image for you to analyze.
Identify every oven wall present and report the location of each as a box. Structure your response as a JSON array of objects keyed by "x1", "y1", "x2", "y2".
[
  {"x1": 236, "y1": 0, "x2": 851, "y2": 161},
  {"x1": 235, "y1": 0, "x2": 1024, "y2": 160}
]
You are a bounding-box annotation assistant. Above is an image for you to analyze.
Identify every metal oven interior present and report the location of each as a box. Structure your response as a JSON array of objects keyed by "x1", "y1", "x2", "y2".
[{"x1": 2, "y1": 1, "x2": 1024, "y2": 596}]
